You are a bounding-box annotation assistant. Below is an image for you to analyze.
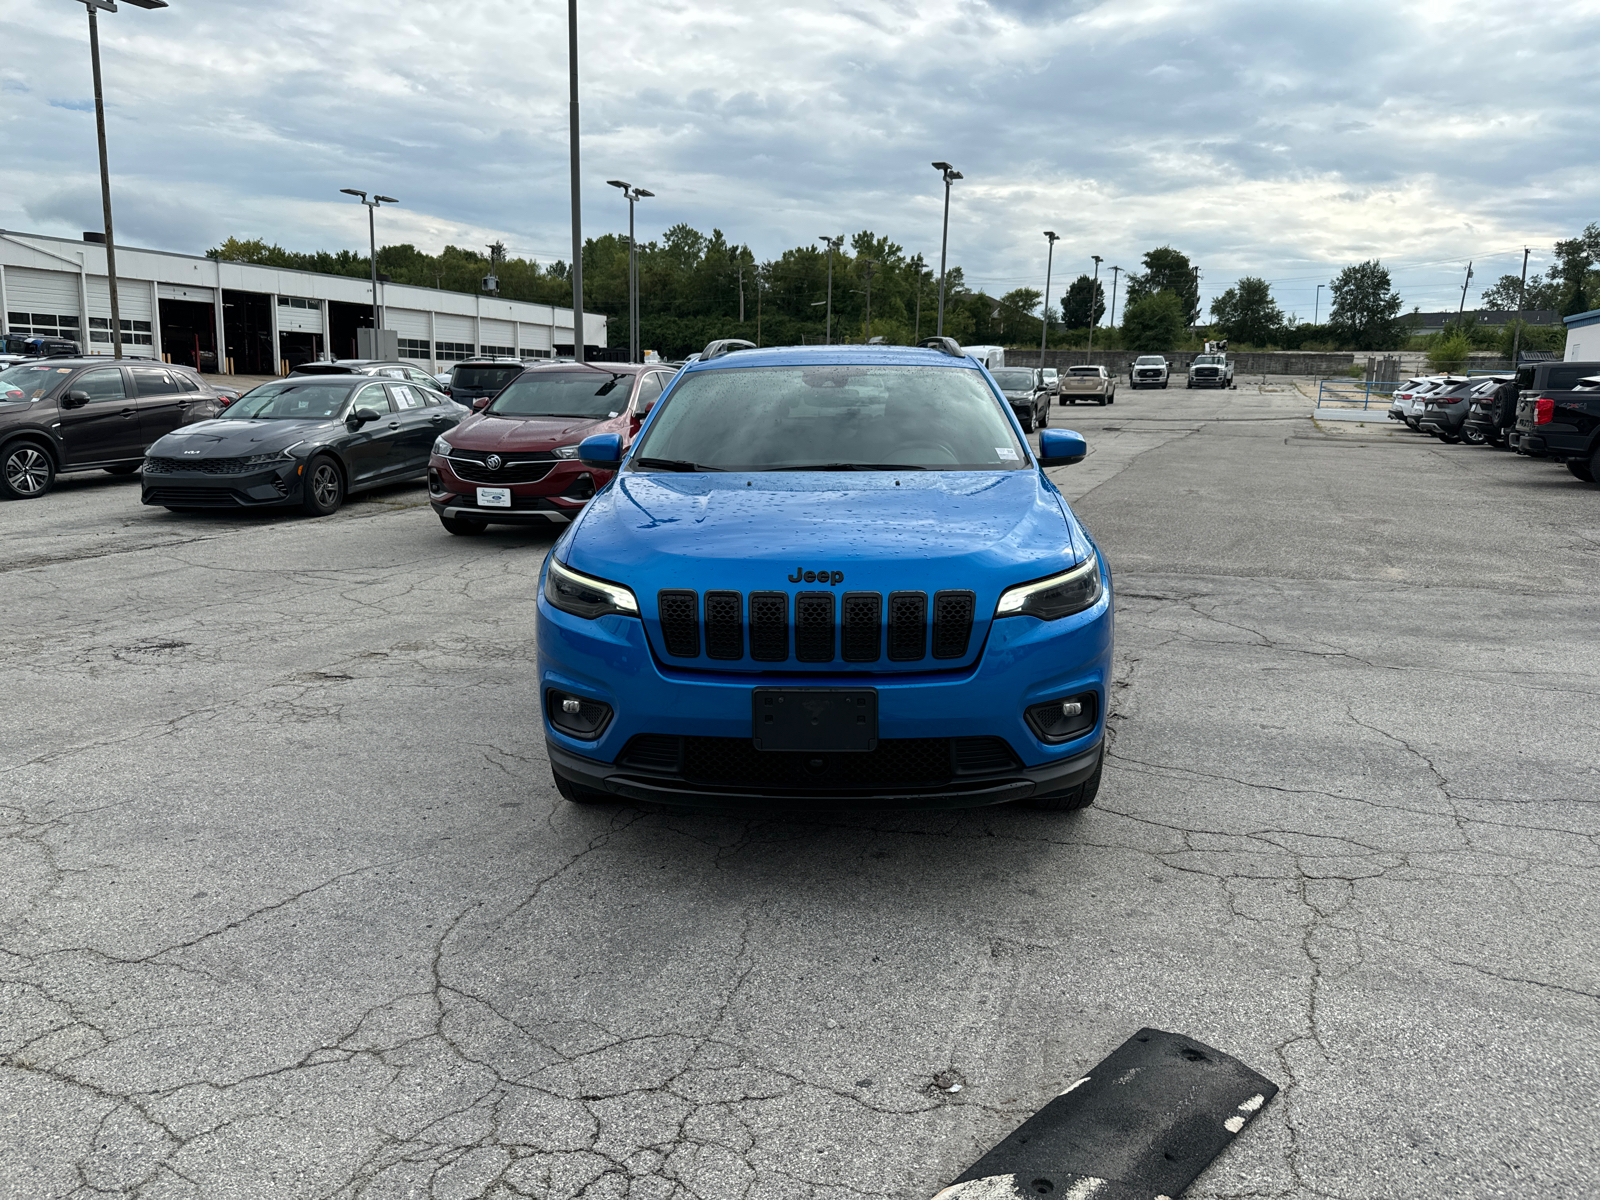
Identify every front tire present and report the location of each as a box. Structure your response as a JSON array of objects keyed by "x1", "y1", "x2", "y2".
[
  {"x1": 1037, "y1": 403, "x2": 1049, "y2": 429},
  {"x1": 301, "y1": 454, "x2": 344, "y2": 517},
  {"x1": 1, "y1": 440, "x2": 55, "y2": 500},
  {"x1": 441, "y1": 515, "x2": 488, "y2": 535},
  {"x1": 1025, "y1": 758, "x2": 1101, "y2": 812}
]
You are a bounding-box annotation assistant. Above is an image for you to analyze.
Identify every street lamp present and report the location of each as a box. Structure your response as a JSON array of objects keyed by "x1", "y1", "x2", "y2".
[
  {"x1": 1314, "y1": 283, "x2": 1324, "y2": 326},
  {"x1": 340, "y1": 189, "x2": 398, "y2": 337},
  {"x1": 606, "y1": 180, "x2": 653, "y2": 362},
  {"x1": 1039, "y1": 232, "x2": 1059, "y2": 363},
  {"x1": 1108, "y1": 266, "x2": 1123, "y2": 329},
  {"x1": 1086, "y1": 255, "x2": 1103, "y2": 358},
  {"x1": 819, "y1": 235, "x2": 844, "y2": 344},
  {"x1": 71, "y1": 0, "x2": 168, "y2": 361},
  {"x1": 931, "y1": 161, "x2": 963, "y2": 337}
]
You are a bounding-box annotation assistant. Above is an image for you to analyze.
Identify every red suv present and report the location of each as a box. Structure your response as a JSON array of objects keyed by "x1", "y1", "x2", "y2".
[{"x1": 428, "y1": 362, "x2": 677, "y2": 534}]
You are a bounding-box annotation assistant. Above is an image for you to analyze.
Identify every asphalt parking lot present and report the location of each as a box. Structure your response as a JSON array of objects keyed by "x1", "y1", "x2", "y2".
[{"x1": 3, "y1": 379, "x2": 1596, "y2": 1199}]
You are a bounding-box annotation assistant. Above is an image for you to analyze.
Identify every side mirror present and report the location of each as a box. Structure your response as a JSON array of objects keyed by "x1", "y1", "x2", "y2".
[
  {"x1": 61, "y1": 389, "x2": 91, "y2": 409},
  {"x1": 349, "y1": 406, "x2": 382, "y2": 427},
  {"x1": 1038, "y1": 429, "x2": 1087, "y2": 467},
  {"x1": 636, "y1": 396, "x2": 658, "y2": 418},
  {"x1": 471, "y1": 396, "x2": 490, "y2": 411},
  {"x1": 577, "y1": 432, "x2": 623, "y2": 468}
]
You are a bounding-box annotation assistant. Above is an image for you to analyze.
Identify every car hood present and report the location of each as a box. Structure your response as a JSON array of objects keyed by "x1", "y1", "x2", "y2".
[
  {"x1": 447, "y1": 412, "x2": 613, "y2": 451},
  {"x1": 561, "y1": 470, "x2": 1092, "y2": 672},
  {"x1": 147, "y1": 418, "x2": 341, "y2": 457}
]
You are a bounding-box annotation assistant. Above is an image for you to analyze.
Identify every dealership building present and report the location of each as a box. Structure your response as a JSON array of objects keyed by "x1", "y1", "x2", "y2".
[{"x1": 0, "y1": 229, "x2": 607, "y2": 375}]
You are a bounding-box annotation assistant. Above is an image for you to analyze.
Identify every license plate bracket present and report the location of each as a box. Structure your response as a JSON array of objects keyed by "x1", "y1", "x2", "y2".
[
  {"x1": 476, "y1": 486, "x2": 510, "y2": 508},
  {"x1": 752, "y1": 688, "x2": 877, "y2": 752}
]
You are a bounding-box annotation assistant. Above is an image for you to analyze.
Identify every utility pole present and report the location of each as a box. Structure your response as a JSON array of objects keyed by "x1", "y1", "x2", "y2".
[
  {"x1": 932, "y1": 161, "x2": 963, "y2": 336},
  {"x1": 1190, "y1": 264, "x2": 1200, "y2": 327},
  {"x1": 76, "y1": 0, "x2": 168, "y2": 359},
  {"x1": 1086, "y1": 254, "x2": 1103, "y2": 358},
  {"x1": 738, "y1": 264, "x2": 745, "y2": 324},
  {"x1": 567, "y1": 0, "x2": 584, "y2": 361},
  {"x1": 819, "y1": 235, "x2": 843, "y2": 344},
  {"x1": 1510, "y1": 247, "x2": 1531, "y2": 369},
  {"x1": 860, "y1": 259, "x2": 879, "y2": 341},
  {"x1": 1039, "y1": 233, "x2": 1059, "y2": 363},
  {"x1": 913, "y1": 254, "x2": 926, "y2": 341},
  {"x1": 1314, "y1": 283, "x2": 1324, "y2": 325},
  {"x1": 1108, "y1": 266, "x2": 1122, "y2": 328},
  {"x1": 1457, "y1": 261, "x2": 1474, "y2": 323}
]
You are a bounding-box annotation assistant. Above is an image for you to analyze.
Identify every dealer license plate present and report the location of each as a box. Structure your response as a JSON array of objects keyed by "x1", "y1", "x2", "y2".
[
  {"x1": 476, "y1": 487, "x2": 510, "y2": 508},
  {"x1": 752, "y1": 688, "x2": 877, "y2": 752}
]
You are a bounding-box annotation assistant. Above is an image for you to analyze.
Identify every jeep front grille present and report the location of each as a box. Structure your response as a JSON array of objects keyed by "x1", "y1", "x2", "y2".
[{"x1": 653, "y1": 588, "x2": 976, "y2": 666}]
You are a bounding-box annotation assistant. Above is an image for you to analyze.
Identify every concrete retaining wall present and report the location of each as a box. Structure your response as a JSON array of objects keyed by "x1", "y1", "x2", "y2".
[{"x1": 1006, "y1": 349, "x2": 1358, "y2": 376}]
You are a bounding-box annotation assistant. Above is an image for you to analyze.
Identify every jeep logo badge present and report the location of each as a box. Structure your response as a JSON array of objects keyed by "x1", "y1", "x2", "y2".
[
  {"x1": 788, "y1": 567, "x2": 844, "y2": 585},
  {"x1": 485, "y1": 454, "x2": 502, "y2": 470}
]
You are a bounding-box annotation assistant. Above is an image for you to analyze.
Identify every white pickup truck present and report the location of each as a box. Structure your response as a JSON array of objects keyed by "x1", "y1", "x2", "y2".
[
  {"x1": 1186, "y1": 353, "x2": 1235, "y2": 389},
  {"x1": 1129, "y1": 355, "x2": 1169, "y2": 389}
]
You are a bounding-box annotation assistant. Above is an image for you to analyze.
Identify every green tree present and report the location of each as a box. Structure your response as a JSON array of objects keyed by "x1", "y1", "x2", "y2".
[
  {"x1": 1208, "y1": 276, "x2": 1283, "y2": 345},
  {"x1": 1060, "y1": 275, "x2": 1106, "y2": 329},
  {"x1": 1426, "y1": 330, "x2": 1474, "y2": 373},
  {"x1": 1327, "y1": 260, "x2": 1403, "y2": 350},
  {"x1": 1481, "y1": 271, "x2": 1562, "y2": 312},
  {"x1": 1120, "y1": 290, "x2": 1186, "y2": 351},
  {"x1": 1125, "y1": 247, "x2": 1199, "y2": 323}
]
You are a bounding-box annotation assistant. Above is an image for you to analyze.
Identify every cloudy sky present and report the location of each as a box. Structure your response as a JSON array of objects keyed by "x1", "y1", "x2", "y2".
[{"x1": 4, "y1": 0, "x2": 1598, "y2": 318}]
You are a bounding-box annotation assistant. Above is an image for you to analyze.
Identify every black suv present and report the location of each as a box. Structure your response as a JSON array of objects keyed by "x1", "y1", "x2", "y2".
[
  {"x1": 0, "y1": 359, "x2": 223, "y2": 499},
  {"x1": 1513, "y1": 368, "x2": 1600, "y2": 481},
  {"x1": 1507, "y1": 360, "x2": 1600, "y2": 455},
  {"x1": 443, "y1": 357, "x2": 527, "y2": 406},
  {"x1": 1419, "y1": 376, "x2": 1510, "y2": 444}
]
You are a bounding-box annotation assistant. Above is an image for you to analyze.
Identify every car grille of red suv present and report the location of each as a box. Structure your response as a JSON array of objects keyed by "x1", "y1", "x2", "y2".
[{"x1": 444, "y1": 453, "x2": 556, "y2": 484}]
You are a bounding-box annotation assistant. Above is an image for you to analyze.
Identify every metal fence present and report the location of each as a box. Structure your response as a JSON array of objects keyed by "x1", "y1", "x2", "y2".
[{"x1": 1316, "y1": 379, "x2": 1400, "y2": 409}]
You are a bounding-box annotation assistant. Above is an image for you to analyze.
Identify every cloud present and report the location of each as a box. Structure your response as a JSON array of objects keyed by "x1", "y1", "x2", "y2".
[{"x1": 2, "y1": 0, "x2": 1597, "y2": 315}]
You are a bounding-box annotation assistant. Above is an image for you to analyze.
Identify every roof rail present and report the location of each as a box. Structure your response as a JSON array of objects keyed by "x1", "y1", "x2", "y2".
[
  {"x1": 915, "y1": 336, "x2": 963, "y2": 358},
  {"x1": 700, "y1": 338, "x2": 757, "y2": 361}
]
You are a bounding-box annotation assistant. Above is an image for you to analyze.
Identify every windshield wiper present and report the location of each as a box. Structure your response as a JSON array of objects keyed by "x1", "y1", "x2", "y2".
[
  {"x1": 633, "y1": 457, "x2": 722, "y2": 472},
  {"x1": 768, "y1": 462, "x2": 926, "y2": 471}
]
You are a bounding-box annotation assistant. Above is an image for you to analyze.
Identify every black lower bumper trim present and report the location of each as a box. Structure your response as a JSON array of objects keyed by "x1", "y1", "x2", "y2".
[{"x1": 547, "y1": 737, "x2": 1102, "y2": 810}]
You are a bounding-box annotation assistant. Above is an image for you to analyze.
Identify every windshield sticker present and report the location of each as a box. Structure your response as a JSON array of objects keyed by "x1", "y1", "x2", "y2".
[{"x1": 996, "y1": 447, "x2": 1018, "y2": 460}]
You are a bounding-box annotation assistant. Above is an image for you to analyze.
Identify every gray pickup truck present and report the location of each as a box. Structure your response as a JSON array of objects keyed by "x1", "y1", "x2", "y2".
[{"x1": 1058, "y1": 364, "x2": 1117, "y2": 406}]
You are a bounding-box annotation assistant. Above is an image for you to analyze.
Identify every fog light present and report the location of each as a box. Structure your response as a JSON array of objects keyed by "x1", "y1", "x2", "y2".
[
  {"x1": 1025, "y1": 692, "x2": 1098, "y2": 744},
  {"x1": 547, "y1": 689, "x2": 613, "y2": 739}
]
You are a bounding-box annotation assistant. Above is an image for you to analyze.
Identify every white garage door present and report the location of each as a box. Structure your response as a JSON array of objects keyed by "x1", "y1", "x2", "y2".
[
  {"x1": 433, "y1": 313, "x2": 474, "y2": 343},
  {"x1": 277, "y1": 296, "x2": 323, "y2": 333},
  {"x1": 479, "y1": 317, "x2": 514, "y2": 354},
  {"x1": 5, "y1": 267, "x2": 81, "y2": 339},
  {"x1": 86, "y1": 276, "x2": 155, "y2": 348},
  {"x1": 519, "y1": 322, "x2": 552, "y2": 353},
  {"x1": 158, "y1": 283, "x2": 215, "y2": 302},
  {"x1": 387, "y1": 308, "x2": 430, "y2": 340}
]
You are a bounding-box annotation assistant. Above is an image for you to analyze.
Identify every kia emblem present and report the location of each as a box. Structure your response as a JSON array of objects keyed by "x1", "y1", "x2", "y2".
[{"x1": 486, "y1": 454, "x2": 502, "y2": 470}]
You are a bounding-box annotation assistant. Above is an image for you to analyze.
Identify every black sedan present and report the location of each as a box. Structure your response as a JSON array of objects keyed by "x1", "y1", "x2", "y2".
[
  {"x1": 141, "y1": 375, "x2": 465, "y2": 515},
  {"x1": 989, "y1": 366, "x2": 1051, "y2": 433}
]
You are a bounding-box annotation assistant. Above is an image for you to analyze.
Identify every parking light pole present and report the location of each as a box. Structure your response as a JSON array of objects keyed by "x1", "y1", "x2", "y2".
[
  {"x1": 1108, "y1": 265, "x2": 1122, "y2": 328},
  {"x1": 567, "y1": 0, "x2": 585, "y2": 362},
  {"x1": 1086, "y1": 254, "x2": 1103, "y2": 358},
  {"x1": 819, "y1": 235, "x2": 844, "y2": 344},
  {"x1": 1039, "y1": 232, "x2": 1059, "y2": 362},
  {"x1": 932, "y1": 162, "x2": 962, "y2": 337},
  {"x1": 606, "y1": 180, "x2": 653, "y2": 362},
  {"x1": 339, "y1": 189, "x2": 397, "y2": 335},
  {"x1": 74, "y1": 0, "x2": 168, "y2": 361},
  {"x1": 1314, "y1": 283, "x2": 1324, "y2": 326}
]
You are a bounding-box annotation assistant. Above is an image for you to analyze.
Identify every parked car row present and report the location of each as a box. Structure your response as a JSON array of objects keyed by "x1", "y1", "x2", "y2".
[{"x1": 1384, "y1": 360, "x2": 1600, "y2": 484}]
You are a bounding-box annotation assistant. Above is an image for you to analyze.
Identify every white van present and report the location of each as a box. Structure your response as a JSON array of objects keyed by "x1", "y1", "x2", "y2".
[{"x1": 962, "y1": 344, "x2": 1005, "y2": 369}]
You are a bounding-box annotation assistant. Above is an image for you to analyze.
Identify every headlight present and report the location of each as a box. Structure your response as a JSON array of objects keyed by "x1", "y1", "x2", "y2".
[
  {"x1": 432, "y1": 435, "x2": 452, "y2": 457},
  {"x1": 552, "y1": 444, "x2": 581, "y2": 459},
  {"x1": 994, "y1": 552, "x2": 1103, "y2": 621},
  {"x1": 244, "y1": 442, "x2": 301, "y2": 466},
  {"x1": 543, "y1": 557, "x2": 639, "y2": 620}
]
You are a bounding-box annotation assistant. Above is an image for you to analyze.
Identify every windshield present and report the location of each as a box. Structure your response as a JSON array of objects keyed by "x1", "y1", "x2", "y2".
[
  {"x1": 452, "y1": 365, "x2": 523, "y2": 392},
  {"x1": 227, "y1": 380, "x2": 357, "y2": 420},
  {"x1": 487, "y1": 369, "x2": 631, "y2": 418},
  {"x1": 1194, "y1": 355, "x2": 1224, "y2": 364},
  {"x1": 1135, "y1": 356, "x2": 1165, "y2": 365},
  {"x1": 990, "y1": 368, "x2": 1036, "y2": 389},
  {"x1": 0, "y1": 362, "x2": 68, "y2": 401},
  {"x1": 631, "y1": 364, "x2": 1026, "y2": 472}
]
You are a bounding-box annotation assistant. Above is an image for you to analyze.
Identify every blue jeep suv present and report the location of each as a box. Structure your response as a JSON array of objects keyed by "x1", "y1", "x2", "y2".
[{"x1": 536, "y1": 339, "x2": 1113, "y2": 810}]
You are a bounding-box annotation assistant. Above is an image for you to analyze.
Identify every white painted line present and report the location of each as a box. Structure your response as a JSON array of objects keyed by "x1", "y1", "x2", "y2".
[
  {"x1": 1057, "y1": 1075, "x2": 1091, "y2": 1097},
  {"x1": 931, "y1": 1174, "x2": 1023, "y2": 1200},
  {"x1": 1224, "y1": 1115, "x2": 1246, "y2": 1134},
  {"x1": 1063, "y1": 1179, "x2": 1106, "y2": 1200},
  {"x1": 1238, "y1": 1093, "x2": 1265, "y2": 1113}
]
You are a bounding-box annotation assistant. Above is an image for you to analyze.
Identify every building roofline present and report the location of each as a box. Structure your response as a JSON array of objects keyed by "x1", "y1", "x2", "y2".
[{"x1": 1562, "y1": 308, "x2": 1600, "y2": 327}]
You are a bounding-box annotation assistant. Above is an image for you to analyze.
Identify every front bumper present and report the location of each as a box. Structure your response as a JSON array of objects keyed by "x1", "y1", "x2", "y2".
[
  {"x1": 536, "y1": 557, "x2": 1114, "y2": 810},
  {"x1": 1187, "y1": 375, "x2": 1226, "y2": 387},
  {"x1": 141, "y1": 461, "x2": 303, "y2": 507},
  {"x1": 428, "y1": 454, "x2": 599, "y2": 524}
]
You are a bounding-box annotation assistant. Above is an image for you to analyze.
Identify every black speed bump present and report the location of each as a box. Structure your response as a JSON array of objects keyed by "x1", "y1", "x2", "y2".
[{"x1": 932, "y1": 1028, "x2": 1278, "y2": 1200}]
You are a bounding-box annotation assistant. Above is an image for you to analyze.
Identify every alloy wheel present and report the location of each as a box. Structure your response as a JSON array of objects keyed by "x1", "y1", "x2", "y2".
[
  {"x1": 5, "y1": 446, "x2": 50, "y2": 496},
  {"x1": 312, "y1": 462, "x2": 341, "y2": 508}
]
